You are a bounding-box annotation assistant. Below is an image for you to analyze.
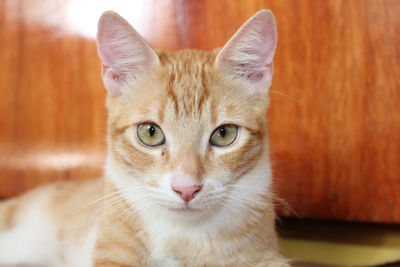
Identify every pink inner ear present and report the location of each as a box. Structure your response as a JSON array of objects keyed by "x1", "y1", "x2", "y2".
[
  {"x1": 101, "y1": 63, "x2": 124, "y2": 83},
  {"x1": 257, "y1": 17, "x2": 277, "y2": 66},
  {"x1": 111, "y1": 72, "x2": 121, "y2": 81},
  {"x1": 97, "y1": 21, "x2": 133, "y2": 70},
  {"x1": 96, "y1": 11, "x2": 159, "y2": 95},
  {"x1": 101, "y1": 64, "x2": 109, "y2": 74},
  {"x1": 101, "y1": 65, "x2": 125, "y2": 96},
  {"x1": 97, "y1": 11, "x2": 158, "y2": 71}
]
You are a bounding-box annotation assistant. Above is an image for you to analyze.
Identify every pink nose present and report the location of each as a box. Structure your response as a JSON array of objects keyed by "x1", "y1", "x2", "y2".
[{"x1": 172, "y1": 185, "x2": 202, "y2": 202}]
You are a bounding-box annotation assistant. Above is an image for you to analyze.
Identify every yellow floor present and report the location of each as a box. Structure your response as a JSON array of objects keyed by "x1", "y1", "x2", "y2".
[{"x1": 279, "y1": 219, "x2": 400, "y2": 267}]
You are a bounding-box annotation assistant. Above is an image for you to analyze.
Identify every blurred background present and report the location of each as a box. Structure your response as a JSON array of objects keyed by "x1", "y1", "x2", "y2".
[
  {"x1": 1, "y1": 0, "x2": 400, "y2": 260},
  {"x1": 1, "y1": 0, "x2": 400, "y2": 265}
]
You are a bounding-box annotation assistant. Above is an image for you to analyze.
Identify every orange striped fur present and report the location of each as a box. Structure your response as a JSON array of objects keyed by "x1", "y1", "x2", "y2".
[{"x1": 0, "y1": 10, "x2": 290, "y2": 267}]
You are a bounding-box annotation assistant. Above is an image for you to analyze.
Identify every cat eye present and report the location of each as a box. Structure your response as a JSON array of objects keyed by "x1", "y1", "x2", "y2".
[
  {"x1": 209, "y1": 125, "x2": 238, "y2": 147},
  {"x1": 137, "y1": 123, "x2": 165, "y2": 147}
]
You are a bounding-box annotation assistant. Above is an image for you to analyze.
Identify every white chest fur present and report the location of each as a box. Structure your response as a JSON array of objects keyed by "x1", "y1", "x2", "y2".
[{"x1": 108, "y1": 153, "x2": 273, "y2": 266}]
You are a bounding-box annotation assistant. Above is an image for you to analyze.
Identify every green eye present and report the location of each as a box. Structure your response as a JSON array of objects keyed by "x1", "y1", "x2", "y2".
[
  {"x1": 210, "y1": 125, "x2": 238, "y2": 147},
  {"x1": 137, "y1": 123, "x2": 165, "y2": 147}
]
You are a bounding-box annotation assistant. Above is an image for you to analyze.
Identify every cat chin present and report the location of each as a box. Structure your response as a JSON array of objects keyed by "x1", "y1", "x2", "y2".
[
  {"x1": 165, "y1": 206, "x2": 205, "y2": 218},
  {"x1": 147, "y1": 200, "x2": 219, "y2": 223},
  {"x1": 167, "y1": 206, "x2": 201, "y2": 212},
  {"x1": 160, "y1": 202, "x2": 203, "y2": 213}
]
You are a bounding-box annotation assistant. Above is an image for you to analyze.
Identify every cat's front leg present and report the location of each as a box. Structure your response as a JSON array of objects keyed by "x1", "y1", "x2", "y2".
[
  {"x1": 253, "y1": 255, "x2": 292, "y2": 267},
  {"x1": 92, "y1": 248, "x2": 148, "y2": 267},
  {"x1": 254, "y1": 261, "x2": 292, "y2": 267},
  {"x1": 266, "y1": 262, "x2": 291, "y2": 267},
  {"x1": 92, "y1": 238, "x2": 148, "y2": 267},
  {"x1": 150, "y1": 257, "x2": 180, "y2": 267},
  {"x1": 92, "y1": 259, "x2": 126, "y2": 267}
]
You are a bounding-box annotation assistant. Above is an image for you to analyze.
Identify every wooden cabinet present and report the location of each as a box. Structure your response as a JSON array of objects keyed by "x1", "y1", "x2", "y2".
[{"x1": 0, "y1": 0, "x2": 399, "y2": 223}]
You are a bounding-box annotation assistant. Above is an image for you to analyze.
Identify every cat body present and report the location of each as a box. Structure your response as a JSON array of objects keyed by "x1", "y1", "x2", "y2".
[
  {"x1": 0, "y1": 10, "x2": 290, "y2": 267},
  {"x1": 0, "y1": 180, "x2": 101, "y2": 266}
]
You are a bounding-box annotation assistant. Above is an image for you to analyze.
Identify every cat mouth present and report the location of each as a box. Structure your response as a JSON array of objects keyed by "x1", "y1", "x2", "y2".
[
  {"x1": 156, "y1": 201, "x2": 204, "y2": 214},
  {"x1": 166, "y1": 205, "x2": 202, "y2": 213}
]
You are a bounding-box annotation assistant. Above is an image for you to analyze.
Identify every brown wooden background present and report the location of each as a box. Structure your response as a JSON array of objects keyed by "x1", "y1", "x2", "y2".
[{"x1": 0, "y1": 0, "x2": 399, "y2": 223}]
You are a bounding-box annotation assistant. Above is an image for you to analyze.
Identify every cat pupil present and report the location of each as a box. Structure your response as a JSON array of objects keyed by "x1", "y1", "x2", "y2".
[
  {"x1": 219, "y1": 127, "x2": 226, "y2": 137},
  {"x1": 149, "y1": 126, "x2": 156, "y2": 137}
]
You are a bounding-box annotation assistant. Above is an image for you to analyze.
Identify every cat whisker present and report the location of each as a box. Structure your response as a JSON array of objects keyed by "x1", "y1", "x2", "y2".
[
  {"x1": 101, "y1": 194, "x2": 144, "y2": 213},
  {"x1": 264, "y1": 191, "x2": 300, "y2": 219},
  {"x1": 114, "y1": 202, "x2": 139, "y2": 222},
  {"x1": 225, "y1": 184, "x2": 299, "y2": 217},
  {"x1": 224, "y1": 191, "x2": 276, "y2": 215},
  {"x1": 84, "y1": 185, "x2": 148, "y2": 208},
  {"x1": 100, "y1": 191, "x2": 149, "y2": 217},
  {"x1": 269, "y1": 90, "x2": 300, "y2": 104},
  {"x1": 120, "y1": 202, "x2": 156, "y2": 224},
  {"x1": 216, "y1": 199, "x2": 261, "y2": 218}
]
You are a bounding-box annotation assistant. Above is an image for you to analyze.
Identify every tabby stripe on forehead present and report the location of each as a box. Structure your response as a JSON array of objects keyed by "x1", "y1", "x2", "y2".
[
  {"x1": 210, "y1": 99, "x2": 218, "y2": 124},
  {"x1": 158, "y1": 93, "x2": 167, "y2": 124},
  {"x1": 198, "y1": 65, "x2": 210, "y2": 113},
  {"x1": 167, "y1": 71, "x2": 179, "y2": 115}
]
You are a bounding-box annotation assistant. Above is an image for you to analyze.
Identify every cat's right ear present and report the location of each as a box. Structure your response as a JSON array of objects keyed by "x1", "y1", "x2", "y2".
[
  {"x1": 216, "y1": 10, "x2": 277, "y2": 95},
  {"x1": 97, "y1": 11, "x2": 159, "y2": 96}
]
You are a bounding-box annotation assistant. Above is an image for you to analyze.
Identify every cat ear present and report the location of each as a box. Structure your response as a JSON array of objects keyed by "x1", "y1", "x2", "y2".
[
  {"x1": 216, "y1": 10, "x2": 277, "y2": 94},
  {"x1": 97, "y1": 11, "x2": 159, "y2": 95}
]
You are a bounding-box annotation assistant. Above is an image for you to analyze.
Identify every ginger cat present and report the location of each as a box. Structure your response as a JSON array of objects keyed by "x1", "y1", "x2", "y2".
[{"x1": 0, "y1": 10, "x2": 290, "y2": 267}]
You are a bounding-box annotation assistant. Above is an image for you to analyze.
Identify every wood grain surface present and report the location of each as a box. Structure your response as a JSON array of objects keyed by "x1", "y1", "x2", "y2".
[{"x1": 0, "y1": 0, "x2": 399, "y2": 222}]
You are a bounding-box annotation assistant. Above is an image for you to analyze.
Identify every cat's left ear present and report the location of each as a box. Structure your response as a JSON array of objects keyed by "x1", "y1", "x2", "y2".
[
  {"x1": 97, "y1": 11, "x2": 159, "y2": 96},
  {"x1": 216, "y1": 10, "x2": 277, "y2": 94}
]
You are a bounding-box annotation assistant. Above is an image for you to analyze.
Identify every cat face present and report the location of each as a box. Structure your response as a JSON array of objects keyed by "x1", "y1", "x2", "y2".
[{"x1": 97, "y1": 11, "x2": 277, "y2": 220}]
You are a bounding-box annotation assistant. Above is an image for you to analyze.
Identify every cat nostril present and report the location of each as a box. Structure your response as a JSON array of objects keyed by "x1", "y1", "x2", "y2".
[{"x1": 172, "y1": 185, "x2": 202, "y2": 202}]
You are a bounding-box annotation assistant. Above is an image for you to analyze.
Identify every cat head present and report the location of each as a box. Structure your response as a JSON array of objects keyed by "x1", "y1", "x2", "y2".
[{"x1": 97, "y1": 10, "x2": 277, "y2": 222}]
